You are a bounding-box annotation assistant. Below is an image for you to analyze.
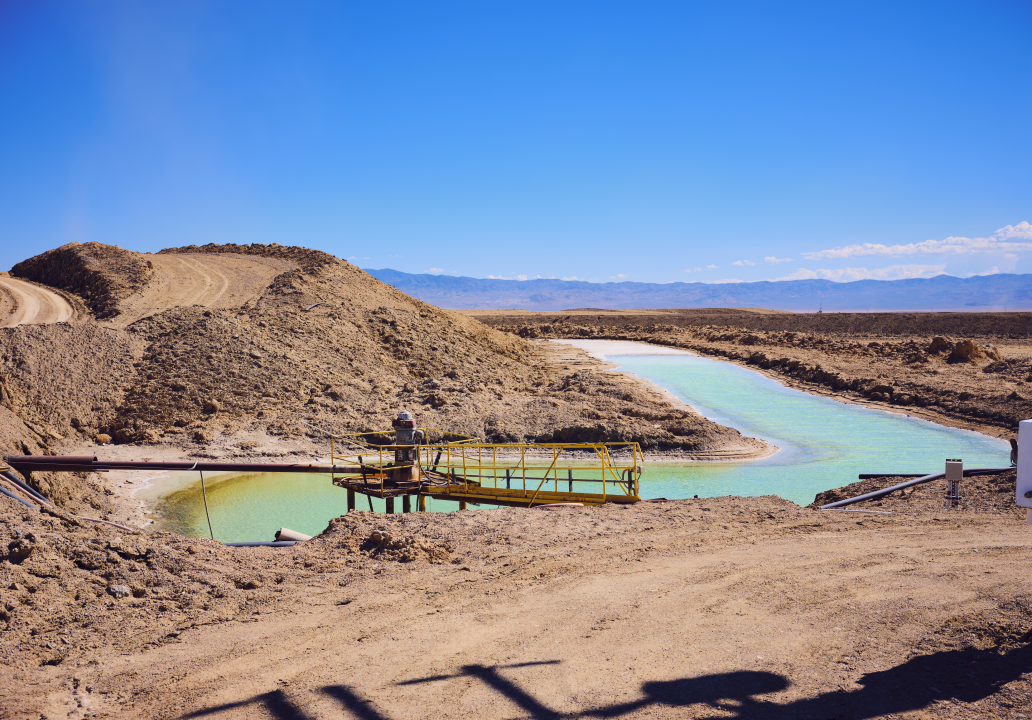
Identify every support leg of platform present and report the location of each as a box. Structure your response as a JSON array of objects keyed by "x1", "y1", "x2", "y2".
[
  {"x1": 347, "y1": 489, "x2": 355, "y2": 513},
  {"x1": 402, "y1": 495, "x2": 411, "y2": 513},
  {"x1": 386, "y1": 497, "x2": 395, "y2": 514},
  {"x1": 459, "y1": 501, "x2": 467, "y2": 510},
  {"x1": 417, "y1": 494, "x2": 427, "y2": 512}
]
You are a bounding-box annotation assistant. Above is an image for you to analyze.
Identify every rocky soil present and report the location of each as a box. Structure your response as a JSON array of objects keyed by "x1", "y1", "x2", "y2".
[
  {"x1": 472, "y1": 310, "x2": 1032, "y2": 440},
  {"x1": 2, "y1": 472, "x2": 1030, "y2": 718}
]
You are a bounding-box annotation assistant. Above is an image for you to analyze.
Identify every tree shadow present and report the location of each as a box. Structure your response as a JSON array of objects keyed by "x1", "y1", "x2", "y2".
[
  {"x1": 178, "y1": 642, "x2": 1032, "y2": 719},
  {"x1": 588, "y1": 640, "x2": 1032, "y2": 719},
  {"x1": 181, "y1": 689, "x2": 313, "y2": 719}
]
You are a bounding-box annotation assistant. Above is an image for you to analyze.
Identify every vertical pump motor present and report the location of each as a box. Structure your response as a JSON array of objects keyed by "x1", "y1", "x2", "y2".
[{"x1": 392, "y1": 410, "x2": 425, "y2": 482}]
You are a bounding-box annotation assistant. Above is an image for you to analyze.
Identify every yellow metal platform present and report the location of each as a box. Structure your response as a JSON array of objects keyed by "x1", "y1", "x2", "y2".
[{"x1": 329, "y1": 429, "x2": 642, "y2": 510}]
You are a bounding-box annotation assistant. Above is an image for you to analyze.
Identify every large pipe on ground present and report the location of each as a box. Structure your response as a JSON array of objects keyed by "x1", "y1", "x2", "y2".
[
  {"x1": 821, "y1": 467, "x2": 1013, "y2": 509},
  {"x1": 4, "y1": 455, "x2": 367, "y2": 475}
]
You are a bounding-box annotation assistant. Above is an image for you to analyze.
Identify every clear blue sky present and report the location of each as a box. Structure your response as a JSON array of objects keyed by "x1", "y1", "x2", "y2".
[{"x1": 1, "y1": 1, "x2": 1030, "y2": 284}]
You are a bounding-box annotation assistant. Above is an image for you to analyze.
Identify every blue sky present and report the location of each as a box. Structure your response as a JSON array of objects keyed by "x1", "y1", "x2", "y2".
[{"x1": 1, "y1": 1, "x2": 1030, "y2": 284}]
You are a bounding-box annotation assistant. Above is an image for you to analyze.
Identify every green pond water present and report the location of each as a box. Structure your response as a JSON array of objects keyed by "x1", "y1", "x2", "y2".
[{"x1": 156, "y1": 344, "x2": 1010, "y2": 542}]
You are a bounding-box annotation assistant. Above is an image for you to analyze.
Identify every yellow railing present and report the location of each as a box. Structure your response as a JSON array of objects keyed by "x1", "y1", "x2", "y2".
[{"x1": 329, "y1": 429, "x2": 642, "y2": 501}]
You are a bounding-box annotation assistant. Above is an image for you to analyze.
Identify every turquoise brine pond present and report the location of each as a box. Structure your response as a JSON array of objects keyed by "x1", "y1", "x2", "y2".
[
  {"x1": 155, "y1": 343, "x2": 1010, "y2": 541},
  {"x1": 607, "y1": 352, "x2": 1008, "y2": 505}
]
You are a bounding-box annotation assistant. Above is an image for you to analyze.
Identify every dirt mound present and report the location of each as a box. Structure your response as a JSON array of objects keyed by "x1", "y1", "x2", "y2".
[
  {"x1": 0, "y1": 322, "x2": 142, "y2": 443},
  {"x1": 90, "y1": 248, "x2": 752, "y2": 454},
  {"x1": 0, "y1": 494, "x2": 282, "y2": 670},
  {"x1": 11, "y1": 243, "x2": 152, "y2": 319}
]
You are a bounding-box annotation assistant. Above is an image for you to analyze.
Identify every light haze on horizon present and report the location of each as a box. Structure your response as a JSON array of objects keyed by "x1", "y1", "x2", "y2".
[{"x1": 1, "y1": 1, "x2": 1030, "y2": 284}]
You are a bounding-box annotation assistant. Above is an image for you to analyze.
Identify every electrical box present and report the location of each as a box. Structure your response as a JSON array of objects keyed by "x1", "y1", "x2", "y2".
[
  {"x1": 1017, "y1": 420, "x2": 1032, "y2": 517},
  {"x1": 945, "y1": 459, "x2": 963, "y2": 481}
]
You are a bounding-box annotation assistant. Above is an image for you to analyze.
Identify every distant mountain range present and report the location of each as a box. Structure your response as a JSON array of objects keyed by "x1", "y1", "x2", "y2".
[{"x1": 364, "y1": 269, "x2": 1032, "y2": 312}]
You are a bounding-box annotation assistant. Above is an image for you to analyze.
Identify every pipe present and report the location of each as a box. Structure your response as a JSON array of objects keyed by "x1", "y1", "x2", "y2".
[
  {"x1": 275, "y1": 527, "x2": 313, "y2": 541},
  {"x1": 821, "y1": 467, "x2": 1013, "y2": 509},
  {"x1": 0, "y1": 475, "x2": 45, "y2": 506},
  {"x1": 4, "y1": 455, "x2": 367, "y2": 474},
  {"x1": 0, "y1": 484, "x2": 37, "y2": 509},
  {"x1": 223, "y1": 541, "x2": 298, "y2": 547},
  {"x1": 2, "y1": 470, "x2": 51, "y2": 504}
]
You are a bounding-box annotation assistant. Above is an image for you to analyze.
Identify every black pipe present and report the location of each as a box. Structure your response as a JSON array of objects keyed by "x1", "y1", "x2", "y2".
[
  {"x1": 858, "y1": 473, "x2": 925, "y2": 479},
  {"x1": 821, "y1": 467, "x2": 1013, "y2": 509},
  {"x1": 2, "y1": 471, "x2": 50, "y2": 505},
  {"x1": 0, "y1": 484, "x2": 37, "y2": 509},
  {"x1": 222, "y1": 541, "x2": 298, "y2": 547}
]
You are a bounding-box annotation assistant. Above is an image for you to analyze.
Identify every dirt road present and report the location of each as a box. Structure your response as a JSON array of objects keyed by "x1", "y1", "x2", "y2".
[
  {"x1": 106, "y1": 253, "x2": 296, "y2": 328},
  {"x1": 4, "y1": 494, "x2": 1029, "y2": 720},
  {"x1": 0, "y1": 274, "x2": 76, "y2": 327}
]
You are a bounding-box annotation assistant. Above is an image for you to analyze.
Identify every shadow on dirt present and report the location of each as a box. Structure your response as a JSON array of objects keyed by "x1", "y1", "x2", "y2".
[{"x1": 181, "y1": 642, "x2": 1032, "y2": 719}]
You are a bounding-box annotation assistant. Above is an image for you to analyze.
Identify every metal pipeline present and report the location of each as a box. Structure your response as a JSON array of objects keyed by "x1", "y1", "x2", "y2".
[
  {"x1": 0, "y1": 484, "x2": 37, "y2": 509},
  {"x1": 2, "y1": 470, "x2": 51, "y2": 505},
  {"x1": 821, "y1": 467, "x2": 1014, "y2": 509},
  {"x1": 4, "y1": 455, "x2": 366, "y2": 475}
]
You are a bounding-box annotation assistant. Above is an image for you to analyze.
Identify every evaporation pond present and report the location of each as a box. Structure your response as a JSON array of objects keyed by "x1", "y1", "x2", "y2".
[
  {"x1": 606, "y1": 351, "x2": 1008, "y2": 505},
  {"x1": 156, "y1": 345, "x2": 1010, "y2": 541}
]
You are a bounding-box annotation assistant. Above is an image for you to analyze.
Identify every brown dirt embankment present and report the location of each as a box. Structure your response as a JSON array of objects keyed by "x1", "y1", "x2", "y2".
[
  {"x1": 0, "y1": 244, "x2": 767, "y2": 520},
  {"x1": 468, "y1": 307, "x2": 1032, "y2": 339},
  {"x1": 472, "y1": 309, "x2": 1032, "y2": 439},
  {"x1": 11, "y1": 242, "x2": 152, "y2": 320},
  {"x1": 1, "y1": 474, "x2": 1030, "y2": 719}
]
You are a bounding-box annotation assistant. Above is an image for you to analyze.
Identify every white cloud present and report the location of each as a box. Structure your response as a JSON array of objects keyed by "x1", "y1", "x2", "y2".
[
  {"x1": 732, "y1": 260, "x2": 756, "y2": 267},
  {"x1": 706, "y1": 264, "x2": 718, "y2": 270},
  {"x1": 427, "y1": 267, "x2": 444, "y2": 273},
  {"x1": 764, "y1": 256, "x2": 793, "y2": 264},
  {"x1": 348, "y1": 256, "x2": 357, "y2": 260},
  {"x1": 966, "y1": 266, "x2": 1001, "y2": 277},
  {"x1": 776, "y1": 264, "x2": 947, "y2": 282},
  {"x1": 610, "y1": 273, "x2": 628, "y2": 280},
  {"x1": 516, "y1": 274, "x2": 528, "y2": 281},
  {"x1": 803, "y1": 222, "x2": 1032, "y2": 260},
  {"x1": 561, "y1": 276, "x2": 581, "y2": 281},
  {"x1": 487, "y1": 274, "x2": 508, "y2": 280},
  {"x1": 710, "y1": 278, "x2": 743, "y2": 284}
]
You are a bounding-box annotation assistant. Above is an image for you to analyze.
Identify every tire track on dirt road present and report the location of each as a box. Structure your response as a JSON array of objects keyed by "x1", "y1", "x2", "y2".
[
  {"x1": 106, "y1": 253, "x2": 296, "y2": 328},
  {"x1": 0, "y1": 275, "x2": 77, "y2": 327}
]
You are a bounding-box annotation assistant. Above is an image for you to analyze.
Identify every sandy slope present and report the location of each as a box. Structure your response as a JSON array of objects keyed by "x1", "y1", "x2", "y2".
[
  {"x1": 105, "y1": 253, "x2": 297, "y2": 328},
  {"x1": 0, "y1": 274, "x2": 77, "y2": 327}
]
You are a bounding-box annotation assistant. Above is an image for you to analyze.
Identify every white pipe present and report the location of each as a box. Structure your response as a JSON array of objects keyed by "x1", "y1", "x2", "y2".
[{"x1": 275, "y1": 527, "x2": 313, "y2": 541}]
